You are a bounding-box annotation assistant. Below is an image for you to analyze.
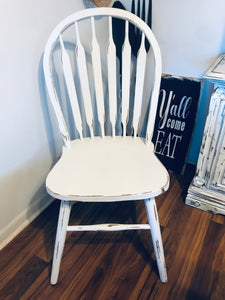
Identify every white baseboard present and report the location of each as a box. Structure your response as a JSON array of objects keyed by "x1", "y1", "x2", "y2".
[{"x1": 0, "y1": 195, "x2": 54, "y2": 250}]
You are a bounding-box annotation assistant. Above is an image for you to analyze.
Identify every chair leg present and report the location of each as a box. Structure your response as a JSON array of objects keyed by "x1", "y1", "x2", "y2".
[
  {"x1": 144, "y1": 198, "x2": 168, "y2": 283},
  {"x1": 50, "y1": 200, "x2": 72, "y2": 285}
]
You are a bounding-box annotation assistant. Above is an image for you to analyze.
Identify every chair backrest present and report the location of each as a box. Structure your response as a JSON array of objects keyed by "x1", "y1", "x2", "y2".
[{"x1": 43, "y1": 7, "x2": 162, "y2": 148}]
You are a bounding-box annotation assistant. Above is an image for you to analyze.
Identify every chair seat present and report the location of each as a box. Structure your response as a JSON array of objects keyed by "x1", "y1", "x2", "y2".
[{"x1": 46, "y1": 136, "x2": 169, "y2": 201}]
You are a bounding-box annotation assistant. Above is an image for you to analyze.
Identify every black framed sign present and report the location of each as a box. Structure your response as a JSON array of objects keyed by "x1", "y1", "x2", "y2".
[{"x1": 152, "y1": 75, "x2": 202, "y2": 173}]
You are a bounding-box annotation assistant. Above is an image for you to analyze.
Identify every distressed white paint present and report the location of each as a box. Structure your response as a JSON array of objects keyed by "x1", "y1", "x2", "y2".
[
  {"x1": 186, "y1": 78, "x2": 225, "y2": 214},
  {"x1": 91, "y1": 17, "x2": 105, "y2": 138},
  {"x1": 43, "y1": 8, "x2": 169, "y2": 285},
  {"x1": 145, "y1": 198, "x2": 167, "y2": 283},
  {"x1": 59, "y1": 35, "x2": 83, "y2": 140},
  {"x1": 107, "y1": 16, "x2": 117, "y2": 138},
  {"x1": 133, "y1": 32, "x2": 147, "y2": 138},
  {"x1": 121, "y1": 20, "x2": 131, "y2": 137},
  {"x1": 51, "y1": 200, "x2": 72, "y2": 285},
  {"x1": 67, "y1": 223, "x2": 150, "y2": 231},
  {"x1": 1, "y1": 0, "x2": 225, "y2": 251},
  {"x1": 75, "y1": 22, "x2": 94, "y2": 139},
  {"x1": 43, "y1": 8, "x2": 162, "y2": 143},
  {"x1": 46, "y1": 136, "x2": 169, "y2": 202}
]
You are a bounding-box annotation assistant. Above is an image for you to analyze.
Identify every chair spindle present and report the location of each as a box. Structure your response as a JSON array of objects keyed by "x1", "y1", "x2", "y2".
[
  {"x1": 91, "y1": 17, "x2": 105, "y2": 138},
  {"x1": 75, "y1": 21, "x2": 94, "y2": 139},
  {"x1": 59, "y1": 35, "x2": 83, "y2": 140},
  {"x1": 133, "y1": 32, "x2": 147, "y2": 138},
  {"x1": 107, "y1": 16, "x2": 117, "y2": 138},
  {"x1": 121, "y1": 20, "x2": 131, "y2": 138}
]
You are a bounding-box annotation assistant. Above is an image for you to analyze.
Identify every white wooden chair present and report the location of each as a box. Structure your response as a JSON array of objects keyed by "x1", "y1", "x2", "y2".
[{"x1": 43, "y1": 7, "x2": 169, "y2": 285}]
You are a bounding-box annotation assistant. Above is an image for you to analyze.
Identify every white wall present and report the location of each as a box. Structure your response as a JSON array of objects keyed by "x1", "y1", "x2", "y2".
[
  {"x1": 152, "y1": 0, "x2": 225, "y2": 163},
  {"x1": 0, "y1": 0, "x2": 86, "y2": 248},
  {"x1": 1, "y1": 0, "x2": 225, "y2": 248},
  {"x1": 122, "y1": 0, "x2": 225, "y2": 163},
  {"x1": 121, "y1": 0, "x2": 225, "y2": 77},
  {"x1": 154, "y1": 0, "x2": 225, "y2": 163},
  {"x1": 153, "y1": 0, "x2": 225, "y2": 77}
]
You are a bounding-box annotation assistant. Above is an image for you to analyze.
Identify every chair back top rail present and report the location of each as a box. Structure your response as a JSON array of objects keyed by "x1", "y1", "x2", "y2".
[{"x1": 43, "y1": 8, "x2": 162, "y2": 148}]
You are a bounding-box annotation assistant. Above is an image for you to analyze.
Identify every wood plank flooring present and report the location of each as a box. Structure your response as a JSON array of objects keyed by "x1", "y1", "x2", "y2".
[{"x1": 0, "y1": 165, "x2": 225, "y2": 299}]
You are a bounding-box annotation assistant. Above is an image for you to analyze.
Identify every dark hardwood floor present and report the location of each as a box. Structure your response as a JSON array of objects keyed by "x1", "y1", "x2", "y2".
[{"x1": 0, "y1": 165, "x2": 225, "y2": 300}]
